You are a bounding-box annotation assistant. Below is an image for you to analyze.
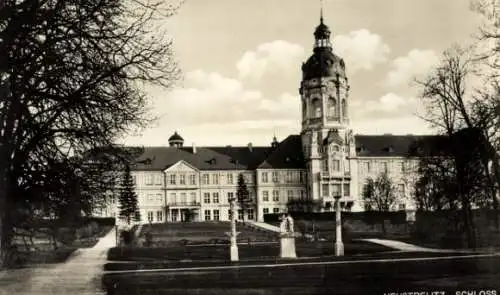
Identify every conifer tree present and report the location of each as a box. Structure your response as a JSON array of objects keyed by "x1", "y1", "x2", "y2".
[
  {"x1": 118, "y1": 165, "x2": 141, "y2": 225},
  {"x1": 236, "y1": 173, "x2": 252, "y2": 221}
]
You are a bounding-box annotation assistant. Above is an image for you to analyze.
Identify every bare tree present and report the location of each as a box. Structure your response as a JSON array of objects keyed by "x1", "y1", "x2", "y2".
[
  {"x1": 362, "y1": 171, "x2": 397, "y2": 234},
  {"x1": 0, "y1": 0, "x2": 181, "y2": 267},
  {"x1": 415, "y1": 47, "x2": 498, "y2": 247}
]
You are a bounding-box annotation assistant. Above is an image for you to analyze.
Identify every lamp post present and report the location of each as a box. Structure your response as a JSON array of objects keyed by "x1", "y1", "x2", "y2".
[
  {"x1": 226, "y1": 197, "x2": 240, "y2": 261},
  {"x1": 334, "y1": 145, "x2": 345, "y2": 256}
]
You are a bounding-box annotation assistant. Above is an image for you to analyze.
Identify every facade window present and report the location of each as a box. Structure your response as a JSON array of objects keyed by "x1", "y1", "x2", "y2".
[
  {"x1": 203, "y1": 193, "x2": 210, "y2": 204},
  {"x1": 332, "y1": 184, "x2": 340, "y2": 197},
  {"x1": 262, "y1": 191, "x2": 269, "y2": 202},
  {"x1": 365, "y1": 162, "x2": 371, "y2": 172},
  {"x1": 213, "y1": 192, "x2": 219, "y2": 203},
  {"x1": 263, "y1": 208, "x2": 269, "y2": 215},
  {"x1": 332, "y1": 160, "x2": 340, "y2": 171},
  {"x1": 247, "y1": 209, "x2": 254, "y2": 220},
  {"x1": 287, "y1": 190, "x2": 293, "y2": 201},
  {"x1": 170, "y1": 193, "x2": 176, "y2": 204},
  {"x1": 401, "y1": 162, "x2": 406, "y2": 172},
  {"x1": 244, "y1": 174, "x2": 252, "y2": 184},
  {"x1": 382, "y1": 162, "x2": 388, "y2": 172},
  {"x1": 146, "y1": 175, "x2": 154, "y2": 185},
  {"x1": 156, "y1": 193, "x2": 162, "y2": 202},
  {"x1": 132, "y1": 175, "x2": 137, "y2": 185},
  {"x1": 238, "y1": 210, "x2": 244, "y2": 220},
  {"x1": 169, "y1": 174, "x2": 176, "y2": 185},
  {"x1": 273, "y1": 208, "x2": 280, "y2": 213},
  {"x1": 300, "y1": 190, "x2": 306, "y2": 199},
  {"x1": 147, "y1": 211, "x2": 154, "y2": 222},
  {"x1": 189, "y1": 174, "x2": 196, "y2": 185},
  {"x1": 227, "y1": 173, "x2": 233, "y2": 184},
  {"x1": 213, "y1": 210, "x2": 220, "y2": 221},
  {"x1": 300, "y1": 172, "x2": 305, "y2": 183},
  {"x1": 398, "y1": 184, "x2": 405, "y2": 196},
  {"x1": 262, "y1": 172, "x2": 268, "y2": 183},
  {"x1": 147, "y1": 194, "x2": 154, "y2": 201},
  {"x1": 204, "y1": 210, "x2": 211, "y2": 221},
  {"x1": 322, "y1": 184, "x2": 329, "y2": 197},
  {"x1": 343, "y1": 183, "x2": 350, "y2": 197},
  {"x1": 109, "y1": 194, "x2": 116, "y2": 204},
  {"x1": 180, "y1": 192, "x2": 187, "y2": 203},
  {"x1": 202, "y1": 174, "x2": 209, "y2": 185},
  {"x1": 190, "y1": 192, "x2": 197, "y2": 204},
  {"x1": 286, "y1": 171, "x2": 293, "y2": 183},
  {"x1": 272, "y1": 171, "x2": 279, "y2": 183},
  {"x1": 179, "y1": 174, "x2": 186, "y2": 185},
  {"x1": 227, "y1": 192, "x2": 234, "y2": 202},
  {"x1": 321, "y1": 159, "x2": 328, "y2": 172},
  {"x1": 272, "y1": 190, "x2": 280, "y2": 202},
  {"x1": 399, "y1": 203, "x2": 406, "y2": 211},
  {"x1": 156, "y1": 211, "x2": 163, "y2": 222},
  {"x1": 155, "y1": 175, "x2": 163, "y2": 185},
  {"x1": 228, "y1": 209, "x2": 232, "y2": 220},
  {"x1": 212, "y1": 174, "x2": 219, "y2": 185}
]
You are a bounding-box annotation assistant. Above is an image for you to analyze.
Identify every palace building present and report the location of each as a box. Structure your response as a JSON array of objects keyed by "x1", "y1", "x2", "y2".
[{"x1": 97, "y1": 15, "x2": 436, "y2": 223}]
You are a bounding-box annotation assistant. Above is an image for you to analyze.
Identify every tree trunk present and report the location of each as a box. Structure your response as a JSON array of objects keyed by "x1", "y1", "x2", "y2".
[
  {"x1": 0, "y1": 170, "x2": 13, "y2": 269},
  {"x1": 491, "y1": 156, "x2": 500, "y2": 230},
  {"x1": 462, "y1": 201, "x2": 477, "y2": 249}
]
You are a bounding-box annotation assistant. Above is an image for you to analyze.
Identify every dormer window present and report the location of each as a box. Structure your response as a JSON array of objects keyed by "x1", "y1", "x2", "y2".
[
  {"x1": 385, "y1": 146, "x2": 394, "y2": 153},
  {"x1": 209, "y1": 158, "x2": 217, "y2": 165}
]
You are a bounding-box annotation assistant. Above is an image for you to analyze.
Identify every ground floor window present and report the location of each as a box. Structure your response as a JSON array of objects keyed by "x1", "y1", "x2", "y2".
[
  {"x1": 213, "y1": 210, "x2": 220, "y2": 221},
  {"x1": 237, "y1": 209, "x2": 244, "y2": 220},
  {"x1": 247, "y1": 209, "x2": 254, "y2": 220},
  {"x1": 147, "y1": 211, "x2": 154, "y2": 222},
  {"x1": 263, "y1": 208, "x2": 269, "y2": 215},
  {"x1": 171, "y1": 210, "x2": 178, "y2": 222},
  {"x1": 273, "y1": 208, "x2": 279, "y2": 214},
  {"x1": 399, "y1": 203, "x2": 406, "y2": 210},
  {"x1": 204, "y1": 210, "x2": 211, "y2": 221},
  {"x1": 156, "y1": 211, "x2": 163, "y2": 222}
]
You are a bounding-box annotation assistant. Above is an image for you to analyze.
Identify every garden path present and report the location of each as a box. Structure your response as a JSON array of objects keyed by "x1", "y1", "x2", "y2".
[{"x1": 0, "y1": 227, "x2": 116, "y2": 295}]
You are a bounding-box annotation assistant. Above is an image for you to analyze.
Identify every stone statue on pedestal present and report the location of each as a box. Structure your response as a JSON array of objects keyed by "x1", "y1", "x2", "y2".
[{"x1": 279, "y1": 213, "x2": 297, "y2": 259}]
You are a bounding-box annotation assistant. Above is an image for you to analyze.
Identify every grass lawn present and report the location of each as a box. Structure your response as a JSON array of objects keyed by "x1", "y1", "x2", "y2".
[
  {"x1": 138, "y1": 222, "x2": 278, "y2": 246},
  {"x1": 108, "y1": 239, "x2": 394, "y2": 262},
  {"x1": 101, "y1": 253, "x2": 500, "y2": 295}
]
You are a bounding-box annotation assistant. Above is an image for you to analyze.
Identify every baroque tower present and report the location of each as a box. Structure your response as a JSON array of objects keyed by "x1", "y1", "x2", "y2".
[{"x1": 300, "y1": 12, "x2": 356, "y2": 210}]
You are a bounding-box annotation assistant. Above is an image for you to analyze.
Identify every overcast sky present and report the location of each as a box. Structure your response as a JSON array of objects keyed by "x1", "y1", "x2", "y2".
[{"x1": 120, "y1": 0, "x2": 483, "y2": 147}]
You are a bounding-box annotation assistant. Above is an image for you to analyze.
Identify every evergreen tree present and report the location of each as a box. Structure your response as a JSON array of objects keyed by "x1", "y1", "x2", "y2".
[
  {"x1": 118, "y1": 165, "x2": 141, "y2": 225},
  {"x1": 236, "y1": 173, "x2": 252, "y2": 221}
]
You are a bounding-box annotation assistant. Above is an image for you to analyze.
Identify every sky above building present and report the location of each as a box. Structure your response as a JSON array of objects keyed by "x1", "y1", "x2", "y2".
[{"x1": 120, "y1": 0, "x2": 483, "y2": 147}]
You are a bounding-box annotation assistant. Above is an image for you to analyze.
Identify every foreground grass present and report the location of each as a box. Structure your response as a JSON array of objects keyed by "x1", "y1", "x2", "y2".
[
  {"x1": 108, "y1": 240, "x2": 393, "y2": 262},
  {"x1": 101, "y1": 254, "x2": 500, "y2": 295},
  {"x1": 104, "y1": 251, "x2": 467, "y2": 271}
]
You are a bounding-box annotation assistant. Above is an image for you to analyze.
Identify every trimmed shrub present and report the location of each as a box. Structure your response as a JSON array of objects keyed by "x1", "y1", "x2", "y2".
[{"x1": 120, "y1": 230, "x2": 135, "y2": 246}]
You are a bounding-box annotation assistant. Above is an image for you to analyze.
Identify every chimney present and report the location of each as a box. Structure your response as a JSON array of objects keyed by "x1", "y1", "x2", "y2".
[
  {"x1": 248, "y1": 142, "x2": 253, "y2": 152},
  {"x1": 192, "y1": 142, "x2": 196, "y2": 154}
]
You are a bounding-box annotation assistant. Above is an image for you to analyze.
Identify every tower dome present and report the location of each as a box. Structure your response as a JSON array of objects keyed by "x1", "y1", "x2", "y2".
[
  {"x1": 168, "y1": 131, "x2": 184, "y2": 147},
  {"x1": 301, "y1": 16, "x2": 346, "y2": 81}
]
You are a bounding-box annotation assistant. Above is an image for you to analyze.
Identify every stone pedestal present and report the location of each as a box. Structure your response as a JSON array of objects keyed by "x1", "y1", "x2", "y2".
[
  {"x1": 230, "y1": 243, "x2": 239, "y2": 262},
  {"x1": 280, "y1": 234, "x2": 297, "y2": 259}
]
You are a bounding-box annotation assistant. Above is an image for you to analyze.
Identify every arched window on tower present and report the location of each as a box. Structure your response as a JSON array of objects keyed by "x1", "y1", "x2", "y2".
[
  {"x1": 327, "y1": 97, "x2": 337, "y2": 118},
  {"x1": 342, "y1": 99, "x2": 347, "y2": 118},
  {"x1": 310, "y1": 98, "x2": 321, "y2": 118}
]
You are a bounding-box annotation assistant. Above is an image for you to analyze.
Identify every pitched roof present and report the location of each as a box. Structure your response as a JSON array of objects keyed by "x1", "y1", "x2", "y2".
[
  {"x1": 258, "y1": 135, "x2": 305, "y2": 169},
  {"x1": 130, "y1": 145, "x2": 272, "y2": 171},
  {"x1": 354, "y1": 135, "x2": 446, "y2": 157}
]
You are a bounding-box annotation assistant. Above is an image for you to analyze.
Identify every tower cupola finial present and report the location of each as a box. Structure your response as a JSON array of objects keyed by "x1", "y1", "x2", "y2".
[{"x1": 320, "y1": 0, "x2": 324, "y2": 24}]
